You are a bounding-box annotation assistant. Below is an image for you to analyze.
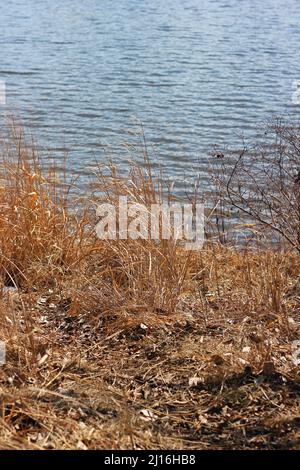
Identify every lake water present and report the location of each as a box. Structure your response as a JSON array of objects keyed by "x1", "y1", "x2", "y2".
[{"x1": 0, "y1": 0, "x2": 300, "y2": 189}]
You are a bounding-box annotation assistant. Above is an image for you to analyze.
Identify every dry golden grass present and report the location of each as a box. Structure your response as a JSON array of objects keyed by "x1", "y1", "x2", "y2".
[{"x1": 0, "y1": 123, "x2": 299, "y2": 449}]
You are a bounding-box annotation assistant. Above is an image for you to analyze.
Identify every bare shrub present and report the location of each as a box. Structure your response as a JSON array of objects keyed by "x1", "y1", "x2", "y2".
[{"x1": 215, "y1": 118, "x2": 300, "y2": 252}]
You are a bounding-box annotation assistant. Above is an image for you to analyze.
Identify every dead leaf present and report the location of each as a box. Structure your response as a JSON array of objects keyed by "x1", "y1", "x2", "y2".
[
  {"x1": 211, "y1": 354, "x2": 225, "y2": 365},
  {"x1": 188, "y1": 376, "x2": 203, "y2": 387},
  {"x1": 262, "y1": 360, "x2": 276, "y2": 376},
  {"x1": 139, "y1": 409, "x2": 158, "y2": 422},
  {"x1": 76, "y1": 440, "x2": 88, "y2": 450}
]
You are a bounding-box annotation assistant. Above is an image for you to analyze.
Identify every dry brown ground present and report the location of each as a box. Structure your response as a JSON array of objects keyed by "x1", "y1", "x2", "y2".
[{"x1": 0, "y1": 248, "x2": 299, "y2": 450}]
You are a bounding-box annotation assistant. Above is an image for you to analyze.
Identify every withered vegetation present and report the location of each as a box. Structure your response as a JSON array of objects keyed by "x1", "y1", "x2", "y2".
[{"x1": 0, "y1": 120, "x2": 299, "y2": 449}]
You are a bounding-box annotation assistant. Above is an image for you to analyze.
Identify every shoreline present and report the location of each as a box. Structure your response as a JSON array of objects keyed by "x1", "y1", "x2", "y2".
[{"x1": 0, "y1": 121, "x2": 299, "y2": 449}]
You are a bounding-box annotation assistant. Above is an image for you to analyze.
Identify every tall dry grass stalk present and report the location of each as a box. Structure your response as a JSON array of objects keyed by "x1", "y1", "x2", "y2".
[
  {"x1": 0, "y1": 121, "x2": 199, "y2": 335},
  {"x1": 0, "y1": 119, "x2": 91, "y2": 290},
  {"x1": 0, "y1": 119, "x2": 298, "y2": 330},
  {"x1": 87, "y1": 156, "x2": 194, "y2": 316}
]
